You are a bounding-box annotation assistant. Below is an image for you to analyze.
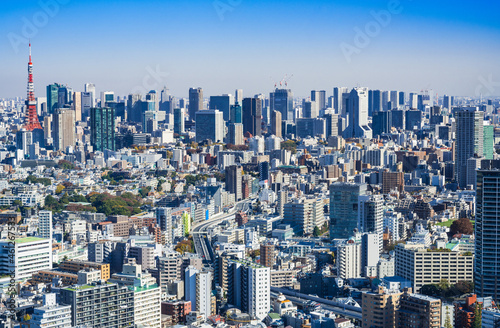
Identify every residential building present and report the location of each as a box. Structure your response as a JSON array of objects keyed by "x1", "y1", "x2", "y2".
[{"x1": 0, "y1": 237, "x2": 52, "y2": 280}]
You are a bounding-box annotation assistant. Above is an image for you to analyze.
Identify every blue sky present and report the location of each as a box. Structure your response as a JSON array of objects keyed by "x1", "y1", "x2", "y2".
[{"x1": 2, "y1": 0, "x2": 500, "y2": 99}]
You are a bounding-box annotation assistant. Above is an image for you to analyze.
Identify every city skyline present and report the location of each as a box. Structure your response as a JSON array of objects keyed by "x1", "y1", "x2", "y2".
[{"x1": 1, "y1": 0, "x2": 500, "y2": 99}]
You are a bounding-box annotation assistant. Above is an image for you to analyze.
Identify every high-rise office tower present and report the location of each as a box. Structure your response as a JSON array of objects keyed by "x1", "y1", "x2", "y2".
[
  {"x1": 72, "y1": 91, "x2": 82, "y2": 122},
  {"x1": 358, "y1": 195, "x2": 384, "y2": 252},
  {"x1": 100, "y1": 91, "x2": 114, "y2": 107},
  {"x1": 333, "y1": 87, "x2": 348, "y2": 114},
  {"x1": 442, "y1": 95, "x2": 451, "y2": 109},
  {"x1": 455, "y1": 107, "x2": 484, "y2": 189},
  {"x1": 330, "y1": 183, "x2": 367, "y2": 239},
  {"x1": 369, "y1": 90, "x2": 382, "y2": 116},
  {"x1": 405, "y1": 110, "x2": 422, "y2": 131},
  {"x1": 84, "y1": 83, "x2": 96, "y2": 107},
  {"x1": 226, "y1": 165, "x2": 242, "y2": 201},
  {"x1": 146, "y1": 90, "x2": 159, "y2": 111},
  {"x1": 210, "y1": 94, "x2": 234, "y2": 122},
  {"x1": 381, "y1": 91, "x2": 390, "y2": 111},
  {"x1": 259, "y1": 161, "x2": 270, "y2": 182},
  {"x1": 324, "y1": 112, "x2": 339, "y2": 138},
  {"x1": 270, "y1": 110, "x2": 282, "y2": 138},
  {"x1": 188, "y1": 87, "x2": 203, "y2": 120},
  {"x1": 81, "y1": 92, "x2": 92, "y2": 120},
  {"x1": 160, "y1": 86, "x2": 175, "y2": 113},
  {"x1": 242, "y1": 97, "x2": 262, "y2": 137},
  {"x1": 230, "y1": 103, "x2": 242, "y2": 124},
  {"x1": 52, "y1": 108, "x2": 75, "y2": 151},
  {"x1": 311, "y1": 90, "x2": 326, "y2": 111},
  {"x1": 409, "y1": 93, "x2": 418, "y2": 109},
  {"x1": 195, "y1": 110, "x2": 224, "y2": 143},
  {"x1": 475, "y1": 167, "x2": 500, "y2": 300},
  {"x1": 46, "y1": 83, "x2": 62, "y2": 114},
  {"x1": 235, "y1": 89, "x2": 243, "y2": 104},
  {"x1": 372, "y1": 111, "x2": 392, "y2": 136},
  {"x1": 342, "y1": 87, "x2": 372, "y2": 139},
  {"x1": 38, "y1": 210, "x2": 53, "y2": 239},
  {"x1": 57, "y1": 86, "x2": 70, "y2": 108},
  {"x1": 398, "y1": 91, "x2": 405, "y2": 106},
  {"x1": 228, "y1": 259, "x2": 270, "y2": 320},
  {"x1": 127, "y1": 94, "x2": 142, "y2": 123},
  {"x1": 270, "y1": 88, "x2": 294, "y2": 122},
  {"x1": 90, "y1": 107, "x2": 115, "y2": 152},
  {"x1": 174, "y1": 108, "x2": 185, "y2": 134},
  {"x1": 389, "y1": 90, "x2": 399, "y2": 110},
  {"x1": 303, "y1": 100, "x2": 318, "y2": 118},
  {"x1": 228, "y1": 123, "x2": 244, "y2": 146}
]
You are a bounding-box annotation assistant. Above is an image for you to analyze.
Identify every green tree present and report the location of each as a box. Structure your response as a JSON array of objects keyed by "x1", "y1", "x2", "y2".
[
  {"x1": 444, "y1": 307, "x2": 453, "y2": 328},
  {"x1": 473, "y1": 302, "x2": 482, "y2": 328},
  {"x1": 12, "y1": 199, "x2": 22, "y2": 207},
  {"x1": 313, "y1": 226, "x2": 320, "y2": 237}
]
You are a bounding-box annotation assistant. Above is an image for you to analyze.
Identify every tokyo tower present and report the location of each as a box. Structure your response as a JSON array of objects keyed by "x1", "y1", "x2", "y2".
[{"x1": 24, "y1": 43, "x2": 43, "y2": 131}]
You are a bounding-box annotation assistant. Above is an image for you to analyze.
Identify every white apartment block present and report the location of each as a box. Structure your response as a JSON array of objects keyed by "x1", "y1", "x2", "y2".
[
  {"x1": 395, "y1": 243, "x2": 474, "y2": 292},
  {"x1": 31, "y1": 293, "x2": 71, "y2": 328},
  {"x1": 196, "y1": 271, "x2": 213, "y2": 319},
  {"x1": 337, "y1": 241, "x2": 362, "y2": 279},
  {"x1": 0, "y1": 237, "x2": 52, "y2": 280}
]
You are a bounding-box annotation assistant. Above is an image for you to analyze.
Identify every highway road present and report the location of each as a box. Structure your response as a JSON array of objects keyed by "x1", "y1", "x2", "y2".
[
  {"x1": 270, "y1": 287, "x2": 362, "y2": 320},
  {"x1": 192, "y1": 199, "x2": 254, "y2": 262}
]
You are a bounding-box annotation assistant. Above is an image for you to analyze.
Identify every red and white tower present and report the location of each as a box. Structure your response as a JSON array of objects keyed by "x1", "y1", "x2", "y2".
[{"x1": 24, "y1": 43, "x2": 43, "y2": 131}]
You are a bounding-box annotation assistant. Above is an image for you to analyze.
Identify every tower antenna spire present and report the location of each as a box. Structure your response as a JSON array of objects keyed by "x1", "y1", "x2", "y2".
[{"x1": 23, "y1": 42, "x2": 42, "y2": 131}]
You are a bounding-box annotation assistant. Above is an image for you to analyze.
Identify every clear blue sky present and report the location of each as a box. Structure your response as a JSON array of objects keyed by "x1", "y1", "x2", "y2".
[{"x1": 2, "y1": 0, "x2": 500, "y2": 99}]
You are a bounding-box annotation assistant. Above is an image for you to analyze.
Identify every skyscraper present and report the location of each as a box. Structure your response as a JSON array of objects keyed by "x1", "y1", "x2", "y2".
[
  {"x1": 311, "y1": 90, "x2": 326, "y2": 111},
  {"x1": 210, "y1": 94, "x2": 234, "y2": 122},
  {"x1": 188, "y1": 87, "x2": 203, "y2": 120},
  {"x1": 369, "y1": 89, "x2": 382, "y2": 115},
  {"x1": 230, "y1": 103, "x2": 242, "y2": 124},
  {"x1": 84, "y1": 83, "x2": 96, "y2": 107},
  {"x1": 389, "y1": 90, "x2": 399, "y2": 110},
  {"x1": 52, "y1": 108, "x2": 75, "y2": 151},
  {"x1": 195, "y1": 110, "x2": 224, "y2": 143},
  {"x1": 47, "y1": 83, "x2": 62, "y2": 114},
  {"x1": 242, "y1": 97, "x2": 262, "y2": 137},
  {"x1": 342, "y1": 87, "x2": 372, "y2": 139},
  {"x1": 90, "y1": 107, "x2": 116, "y2": 152},
  {"x1": 174, "y1": 107, "x2": 185, "y2": 134},
  {"x1": 475, "y1": 167, "x2": 500, "y2": 300},
  {"x1": 358, "y1": 195, "x2": 384, "y2": 252},
  {"x1": 302, "y1": 100, "x2": 318, "y2": 118},
  {"x1": 333, "y1": 87, "x2": 348, "y2": 114},
  {"x1": 270, "y1": 88, "x2": 294, "y2": 122},
  {"x1": 226, "y1": 165, "x2": 242, "y2": 201},
  {"x1": 72, "y1": 91, "x2": 82, "y2": 122},
  {"x1": 81, "y1": 92, "x2": 92, "y2": 120},
  {"x1": 455, "y1": 107, "x2": 484, "y2": 189},
  {"x1": 330, "y1": 183, "x2": 367, "y2": 239},
  {"x1": 235, "y1": 89, "x2": 243, "y2": 104},
  {"x1": 196, "y1": 271, "x2": 213, "y2": 319},
  {"x1": 100, "y1": 91, "x2": 114, "y2": 107},
  {"x1": 270, "y1": 110, "x2": 282, "y2": 138},
  {"x1": 227, "y1": 123, "x2": 244, "y2": 146}
]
